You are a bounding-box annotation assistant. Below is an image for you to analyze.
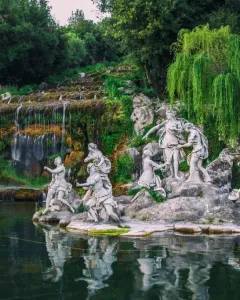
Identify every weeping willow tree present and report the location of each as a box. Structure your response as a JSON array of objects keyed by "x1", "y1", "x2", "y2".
[{"x1": 167, "y1": 25, "x2": 240, "y2": 145}]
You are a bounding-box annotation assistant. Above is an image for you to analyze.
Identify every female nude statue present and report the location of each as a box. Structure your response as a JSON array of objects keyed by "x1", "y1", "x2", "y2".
[{"x1": 143, "y1": 109, "x2": 186, "y2": 180}]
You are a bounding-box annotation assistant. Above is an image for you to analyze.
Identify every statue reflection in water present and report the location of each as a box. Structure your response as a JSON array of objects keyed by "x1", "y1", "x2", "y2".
[
  {"x1": 40, "y1": 224, "x2": 119, "y2": 299},
  {"x1": 75, "y1": 237, "x2": 119, "y2": 298},
  {"x1": 42, "y1": 227, "x2": 71, "y2": 282}
]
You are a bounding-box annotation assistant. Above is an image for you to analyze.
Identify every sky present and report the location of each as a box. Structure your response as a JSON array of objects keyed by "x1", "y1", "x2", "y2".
[{"x1": 48, "y1": 0, "x2": 101, "y2": 25}]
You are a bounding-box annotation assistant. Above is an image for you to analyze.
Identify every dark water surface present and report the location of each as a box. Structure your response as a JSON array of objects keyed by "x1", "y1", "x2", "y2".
[{"x1": 1, "y1": 203, "x2": 240, "y2": 300}]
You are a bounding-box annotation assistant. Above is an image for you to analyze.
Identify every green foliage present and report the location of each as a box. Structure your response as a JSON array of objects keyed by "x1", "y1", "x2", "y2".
[
  {"x1": 95, "y1": 0, "x2": 239, "y2": 92},
  {"x1": 179, "y1": 160, "x2": 190, "y2": 172},
  {"x1": 0, "y1": 0, "x2": 69, "y2": 85},
  {"x1": 128, "y1": 187, "x2": 165, "y2": 203},
  {"x1": 76, "y1": 203, "x2": 86, "y2": 214},
  {"x1": 128, "y1": 136, "x2": 145, "y2": 148},
  {"x1": 114, "y1": 154, "x2": 135, "y2": 183},
  {"x1": 167, "y1": 25, "x2": 240, "y2": 145},
  {"x1": 66, "y1": 32, "x2": 87, "y2": 67},
  {"x1": 231, "y1": 161, "x2": 240, "y2": 189}
]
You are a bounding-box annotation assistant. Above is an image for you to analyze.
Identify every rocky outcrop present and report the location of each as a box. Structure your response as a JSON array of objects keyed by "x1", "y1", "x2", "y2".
[
  {"x1": 123, "y1": 182, "x2": 238, "y2": 224},
  {"x1": 207, "y1": 148, "x2": 233, "y2": 192}
]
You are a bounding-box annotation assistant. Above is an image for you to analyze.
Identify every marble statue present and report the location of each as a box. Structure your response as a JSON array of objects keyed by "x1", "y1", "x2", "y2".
[
  {"x1": 177, "y1": 123, "x2": 212, "y2": 183},
  {"x1": 130, "y1": 94, "x2": 154, "y2": 136},
  {"x1": 43, "y1": 156, "x2": 75, "y2": 214},
  {"x1": 84, "y1": 143, "x2": 112, "y2": 189},
  {"x1": 76, "y1": 163, "x2": 120, "y2": 223},
  {"x1": 143, "y1": 109, "x2": 186, "y2": 180},
  {"x1": 138, "y1": 149, "x2": 166, "y2": 197}
]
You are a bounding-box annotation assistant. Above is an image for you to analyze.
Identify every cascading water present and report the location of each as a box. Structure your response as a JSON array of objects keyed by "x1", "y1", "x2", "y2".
[{"x1": 61, "y1": 101, "x2": 67, "y2": 153}]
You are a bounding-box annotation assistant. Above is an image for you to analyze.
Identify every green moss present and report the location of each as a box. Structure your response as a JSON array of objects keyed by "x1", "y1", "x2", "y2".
[{"x1": 88, "y1": 228, "x2": 129, "y2": 236}]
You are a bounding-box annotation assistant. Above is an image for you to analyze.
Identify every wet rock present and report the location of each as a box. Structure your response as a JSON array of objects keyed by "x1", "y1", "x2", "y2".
[
  {"x1": 174, "y1": 224, "x2": 202, "y2": 233},
  {"x1": 39, "y1": 211, "x2": 72, "y2": 224}
]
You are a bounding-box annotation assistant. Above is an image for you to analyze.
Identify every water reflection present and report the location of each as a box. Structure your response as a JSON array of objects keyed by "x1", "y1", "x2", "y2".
[
  {"x1": 2, "y1": 203, "x2": 240, "y2": 300},
  {"x1": 42, "y1": 227, "x2": 71, "y2": 282},
  {"x1": 76, "y1": 237, "x2": 119, "y2": 299}
]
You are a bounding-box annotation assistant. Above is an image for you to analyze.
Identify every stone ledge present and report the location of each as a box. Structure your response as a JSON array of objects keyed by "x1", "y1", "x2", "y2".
[{"x1": 66, "y1": 221, "x2": 240, "y2": 237}]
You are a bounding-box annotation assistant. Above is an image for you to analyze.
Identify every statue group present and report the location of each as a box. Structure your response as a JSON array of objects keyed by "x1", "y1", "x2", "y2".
[
  {"x1": 42, "y1": 109, "x2": 212, "y2": 223},
  {"x1": 141, "y1": 109, "x2": 211, "y2": 191}
]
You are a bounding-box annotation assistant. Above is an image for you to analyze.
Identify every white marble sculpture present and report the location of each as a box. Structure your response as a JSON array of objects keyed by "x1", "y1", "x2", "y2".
[
  {"x1": 138, "y1": 149, "x2": 166, "y2": 197},
  {"x1": 76, "y1": 163, "x2": 120, "y2": 223},
  {"x1": 84, "y1": 143, "x2": 112, "y2": 189},
  {"x1": 43, "y1": 156, "x2": 74, "y2": 214},
  {"x1": 177, "y1": 123, "x2": 212, "y2": 183},
  {"x1": 143, "y1": 109, "x2": 186, "y2": 180},
  {"x1": 130, "y1": 94, "x2": 154, "y2": 136}
]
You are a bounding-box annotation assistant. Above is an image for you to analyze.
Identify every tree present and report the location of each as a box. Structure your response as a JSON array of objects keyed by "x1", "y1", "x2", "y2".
[
  {"x1": 68, "y1": 9, "x2": 85, "y2": 27},
  {"x1": 93, "y1": 0, "x2": 240, "y2": 92},
  {"x1": 67, "y1": 10, "x2": 120, "y2": 65},
  {"x1": 0, "y1": 0, "x2": 68, "y2": 85},
  {"x1": 66, "y1": 32, "x2": 87, "y2": 67},
  {"x1": 167, "y1": 25, "x2": 240, "y2": 145}
]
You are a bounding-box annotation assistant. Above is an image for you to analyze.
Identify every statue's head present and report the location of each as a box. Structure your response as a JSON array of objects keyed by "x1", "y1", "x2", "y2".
[
  {"x1": 88, "y1": 143, "x2": 97, "y2": 151},
  {"x1": 87, "y1": 163, "x2": 97, "y2": 174},
  {"x1": 166, "y1": 109, "x2": 177, "y2": 120},
  {"x1": 184, "y1": 122, "x2": 194, "y2": 132},
  {"x1": 54, "y1": 156, "x2": 62, "y2": 166}
]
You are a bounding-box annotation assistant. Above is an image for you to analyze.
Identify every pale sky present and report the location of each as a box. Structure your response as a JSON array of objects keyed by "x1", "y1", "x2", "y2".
[{"x1": 48, "y1": 0, "x2": 101, "y2": 25}]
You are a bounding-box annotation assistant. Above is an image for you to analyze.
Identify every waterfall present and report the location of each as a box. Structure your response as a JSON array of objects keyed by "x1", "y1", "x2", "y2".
[
  {"x1": 15, "y1": 104, "x2": 22, "y2": 132},
  {"x1": 33, "y1": 135, "x2": 45, "y2": 161},
  {"x1": 61, "y1": 101, "x2": 67, "y2": 153},
  {"x1": 12, "y1": 133, "x2": 28, "y2": 162}
]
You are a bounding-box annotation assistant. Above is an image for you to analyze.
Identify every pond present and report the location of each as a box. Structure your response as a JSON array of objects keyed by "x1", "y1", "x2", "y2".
[{"x1": 0, "y1": 202, "x2": 240, "y2": 300}]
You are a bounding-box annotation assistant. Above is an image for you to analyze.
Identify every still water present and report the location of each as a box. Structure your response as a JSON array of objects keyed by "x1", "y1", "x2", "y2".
[{"x1": 1, "y1": 202, "x2": 240, "y2": 300}]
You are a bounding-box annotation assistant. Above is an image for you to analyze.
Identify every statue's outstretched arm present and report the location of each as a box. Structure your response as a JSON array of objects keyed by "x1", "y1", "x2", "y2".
[
  {"x1": 150, "y1": 160, "x2": 165, "y2": 170},
  {"x1": 76, "y1": 180, "x2": 95, "y2": 188},
  {"x1": 177, "y1": 142, "x2": 192, "y2": 149},
  {"x1": 44, "y1": 165, "x2": 64, "y2": 174},
  {"x1": 143, "y1": 122, "x2": 165, "y2": 140}
]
